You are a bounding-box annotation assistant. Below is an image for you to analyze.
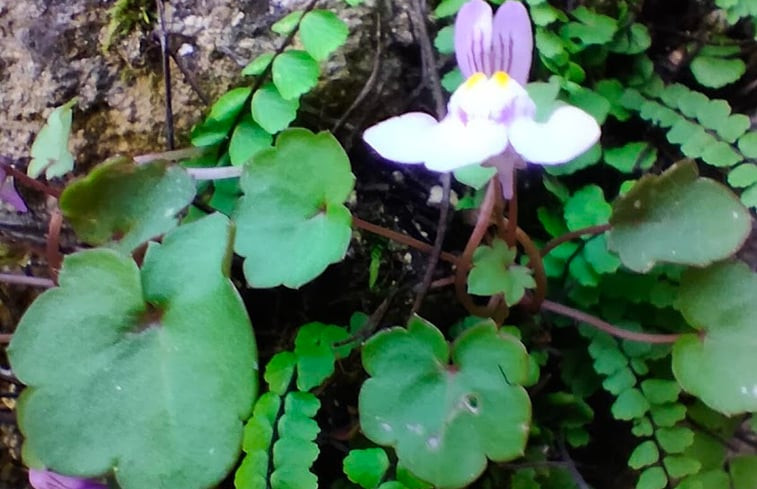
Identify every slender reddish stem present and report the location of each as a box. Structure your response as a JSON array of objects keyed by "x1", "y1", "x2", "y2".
[
  {"x1": 46, "y1": 209, "x2": 63, "y2": 284},
  {"x1": 1, "y1": 163, "x2": 61, "y2": 198},
  {"x1": 132, "y1": 147, "x2": 207, "y2": 165},
  {"x1": 506, "y1": 172, "x2": 518, "y2": 247},
  {"x1": 541, "y1": 299, "x2": 681, "y2": 344},
  {"x1": 0, "y1": 273, "x2": 55, "y2": 288},
  {"x1": 352, "y1": 217, "x2": 458, "y2": 264},
  {"x1": 455, "y1": 180, "x2": 500, "y2": 318},
  {"x1": 541, "y1": 224, "x2": 612, "y2": 257}
]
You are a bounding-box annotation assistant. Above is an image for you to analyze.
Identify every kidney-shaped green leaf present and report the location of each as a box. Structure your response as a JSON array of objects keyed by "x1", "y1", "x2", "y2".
[
  {"x1": 672, "y1": 261, "x2": 757, "y2": 415},
  {"x1": 60, "y1": 158, "x2": 196, "y2": 253},
  {"x1": 608, "y1": 160, "x2": 750, "y2": 272},
  {"x1": 8, "y1": 214, "x2": 258, "y2": 489},
  {"x1": 359, "y1": 317, "x2": 531, "y2": 489},
  {"x1": 234, "y1": 128, "x2": 354, "y2": 288}
]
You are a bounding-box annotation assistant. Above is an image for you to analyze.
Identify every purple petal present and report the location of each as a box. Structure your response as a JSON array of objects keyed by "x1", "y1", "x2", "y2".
[
  {"x1": 0, "y1": 176, "x2": 28, "y2": 213},
  {"x1": 491, "y1": 1, "x2": 533, "y2": 84},
  {"x1": 454, "y1": 0, "x2": 493, "y2": 77},
  {"x1": 29, "y1": 469, "x2": 107, "y2": 489}
]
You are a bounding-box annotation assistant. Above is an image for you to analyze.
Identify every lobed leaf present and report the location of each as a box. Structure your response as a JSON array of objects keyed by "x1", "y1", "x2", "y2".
[
  {"x1": 343, "y1": 448, "x2": 390, "y2": 489},
  {"x1": 673, "y1": 261, "x2": 757, "y2": 415},
  {"x1": 9, "y1": 214, "x2": 258, "y2": 489},
  {"x1": 359, "y1": 318, "x2": 531, "y2": 489},
  {"x1": 234, "y1": 129, "x2": 354, "y2": 288},
  {"x1": 608, "y1": 160, "x2": 750, "y2": 272},
  {"x1": 60, "y1": 158, "x2": 196, "y2": 254},
  {"x1": 468, "y1": 239, "x2": 536, "y2": 306}
]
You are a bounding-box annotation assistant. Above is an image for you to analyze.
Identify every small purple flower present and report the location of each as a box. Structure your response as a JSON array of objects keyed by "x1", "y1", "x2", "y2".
[
  {"x1": 363, "y1": 0, "x2": 600, "y2": 175},
  {"x1": 0, "y1": 167, "x2": 27, "y2": 213},
  {"x1": 28, "y1": 469, "x2": 107, "y2": 489}
]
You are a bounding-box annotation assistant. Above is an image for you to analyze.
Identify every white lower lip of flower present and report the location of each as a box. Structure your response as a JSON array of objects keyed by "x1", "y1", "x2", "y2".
[
  {"x1": 362, "y1": 71, "x2": 601, "y2": 172},
  {"x1": 449, "y1": 71, "x2": 532, "y2": 125}
]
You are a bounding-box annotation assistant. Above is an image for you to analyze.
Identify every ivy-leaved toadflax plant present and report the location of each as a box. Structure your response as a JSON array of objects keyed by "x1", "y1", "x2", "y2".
[{"x1": 363, "y1": 0, "x2": 601, "y2": 195}]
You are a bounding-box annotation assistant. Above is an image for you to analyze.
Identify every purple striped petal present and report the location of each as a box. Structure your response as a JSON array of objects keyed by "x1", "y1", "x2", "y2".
[
  {"x1": 454, "y1": 0, "x2": 493, "y2": 77},
  {"x1": 29, "y1": 469, "x2": 107, "y2": 489},
  {"x1": 491, "y1": 1, "x2": 533, "y2": 84},
  {"x1": 0, "y1": 168, "x2": 27, "y2": 213}
]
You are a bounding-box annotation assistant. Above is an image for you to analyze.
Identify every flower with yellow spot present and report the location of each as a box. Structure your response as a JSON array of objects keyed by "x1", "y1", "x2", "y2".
[{"x1": 363, "y1": 0, "x2": 601, "y2": 193}]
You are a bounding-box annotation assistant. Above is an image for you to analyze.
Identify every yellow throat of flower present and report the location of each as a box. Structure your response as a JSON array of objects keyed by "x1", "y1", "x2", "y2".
[{"x1": 462, "y1": 71, "x2": 511, "y2": 91}]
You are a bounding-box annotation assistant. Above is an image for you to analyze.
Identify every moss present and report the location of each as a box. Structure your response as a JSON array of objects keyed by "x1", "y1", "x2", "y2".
[{"x1": 101, "y1": 0, "x2": 154, "y2": 52}]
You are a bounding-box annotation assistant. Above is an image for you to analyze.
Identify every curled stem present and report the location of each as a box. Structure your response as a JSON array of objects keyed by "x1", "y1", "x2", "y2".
[
  {"x1": 455, "y1": 180, "x2": 500, "y2": 318},
  {"x1": 541, "y1": 299, "x2": 681, "y2": 344}
]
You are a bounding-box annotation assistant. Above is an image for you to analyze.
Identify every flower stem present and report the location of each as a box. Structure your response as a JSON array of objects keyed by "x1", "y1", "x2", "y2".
[
  {"x1": 185, "y1": 166, "x2": 244, "y2": 180},
  {"x1": 46, "y1": 208, "x2": 63, "y2": 284},
  {"x1": 133, "y1": 147, "x2": 208, "y2": 165},
  {"x1": 352, "y1": 217, "x2": 458, "y2": 264},
  {"x1": 412, "y1": 172, "x2": 451, "y2": 315},
  {"x1": 0, "y1": 160, "x2": 61, "y2": 198},
  {"x1": 540, "y1": 299, "x2": 681, "y2": 344},
  {"x1": 541, "y1": 224, "x2": 612, "y2": 257},
  {"x1": 0, "y1": 273, "x2": 55, "y2": 288},
  {"x1": 455, "y1": 180, "x2": 501, "y2": 318}
]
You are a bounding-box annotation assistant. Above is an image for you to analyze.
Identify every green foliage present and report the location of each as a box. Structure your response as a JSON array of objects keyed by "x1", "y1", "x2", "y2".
[
  {"x1": 229, "y1": 115, "x2": 273, "y2": 166},
  {"x1": 343, "y1": 448, "x2": 390, "y2": 489},
  {"x1": 9, "y1": 214, "x2": 258, "y2": 489},
  {"x1": 59, "y1": 158, "x2": 196, "y2": 253},
  {"x1": 242, "y1": 53, "x2": 275, "y2": 76},
  {"x1": 359, "y1": 317, "x2": 531, "y2": 488},
  {"x1": 101, "y1": 0, "x2": 152, "y2": 51},
  {"x1": 251, "y1": 83, "x2": 300, "y2": 134},
  {"x1": 236, "y1": 320, "x2": 356, "y2": 489},
  {"x1": 673, "y1": 261, "x2": 757, "y2": 414},
  {"x1": 192, "y1": 87, "x2": 252, "y2": 146},
  {"x1": 608, "y1": 160, "x2": 751, "y2": 272},
  {"x1": 714, "y1": 0, "x2": 757, "y2": 25},
  {"x1": 604, "y1": 143, "x2": 657, "y2": 173},
  {"x1": 29, "y1": 98, "x2": 77, "y2": 180},
  {"x1": 272, "y1": 11, "x2": 305, "y2": 35},
  {"x1": 468, "y1": 239, "x2": 536, "y2": 306},
  {"x1": 690, "y1": 45, "x2": 746, "y2": 89},
  {"x1": 730, "y1": 455, "x2": 757, "y2": 489},
  {"x1": 294, "y1": 322, "x2": 352, "y2": 391},
  {"x1": 13, "y1": 1, "x2": 757, "y2": 489},
  {"x1": 273, "y1": 50, "x2": 320, "y2": 100},
  {"x1": 234, "y1": 129, "x2": 354, "y2": 288},
  {"x1": 300, "y1": 10, "x2": 349, "y2": 61}
]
